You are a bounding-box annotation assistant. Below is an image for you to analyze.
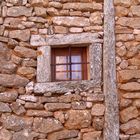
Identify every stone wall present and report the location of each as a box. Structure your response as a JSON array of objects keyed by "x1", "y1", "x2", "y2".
[
  {"x1": 115, "y1": 0, "x2": 140, "y2": 140},
  {"x1": 0, "y1": 0, "x2": 104, "y2": 140}
]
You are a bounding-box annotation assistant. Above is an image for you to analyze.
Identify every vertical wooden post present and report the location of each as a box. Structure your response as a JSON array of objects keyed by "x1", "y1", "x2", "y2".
[{"x1": 103, "y1": 0, "x2": 119, "y2": 140}]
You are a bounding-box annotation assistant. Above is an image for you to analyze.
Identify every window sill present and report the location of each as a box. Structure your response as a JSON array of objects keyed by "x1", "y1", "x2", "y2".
[{"x1": 34, "y1": 80, "x2": 102, "y2": 94}]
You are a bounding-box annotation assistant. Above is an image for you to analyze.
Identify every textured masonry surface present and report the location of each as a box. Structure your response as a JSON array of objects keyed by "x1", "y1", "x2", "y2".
[{"x1": 0, "y1": 0, "x2": 140, "y2": 140}]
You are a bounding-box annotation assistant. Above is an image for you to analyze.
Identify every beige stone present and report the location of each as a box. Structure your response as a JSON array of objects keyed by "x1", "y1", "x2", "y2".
[
  {"x1": 28, "y1": 17, "x2": 47, "y2": 23},
  {"x1": 116, "y1": 26, "x2": 133, "y2": 34},
  {"x1": 25, "y1": 102, "x2": 43, "y2": 109},
  {"x1": 53, "y1": 16, "x2": 90, "y2": 27},
  {"x1": 63, "y1": 2, "x2": 102, "y2": 11},
  {"x1": 0, "y1": 74, "x2": 29, "y2": 87},
  {"x1": 119, "y1": 134, "x2": 130, "y2": 140},
  {"x1": 92, "y1": 116, "x2": 104, "y2": 130},
  {"x1": 10, "y1": 102, "x2": 26, "y2": 115},
  {"x1": 114, "y1": 0, "x2": 134, "y2": 7},
  {"x1": 84, "y1": 26, "x2": 103, "y2": 31},
  {"x1": 30, "y1": 0, "x2": 48, "y2": 7},
  {"x1": 47, "y1": 7, "x2": 59, "y2": 16},
  {"x1": 39, "y1": 96, "x2": 58, "y2": 103},
  {"x1": 48, "y1": 130, "x2": 79, "y2": 140},
  {"x1": 133, "y1": 99, "x2": 140, "y2": 108},
  {"x1": 17, "y1": 67, "x2": 36, "y2": 79},
  {"x1": 7, "y1": 6, "x2": 32, "y2": 17},
  {"x1": 11, "y1": 54, "x2": 22, "y2": 65},
  {"x1": 116, "y1": 34, "x2": 134, "y2": 42},
  {"x1": 115, "y1": 6, "x2": 129, "y2": 17},
  {"x1": 118, "y1": 70, "x2": 140, "y2": 82},
  {"x1": 59, "y1": 94, "x2": 81, "y2": 103},
  {"x1": 2, "y1": 114, "x2": 33, "y2": 131},
  {"x1": 0, "y1": 102, "x2": 11, "y2": 113},
  {"x1": 22, "y1": 59, "x2": 37, "y2": 67},
  {"x1": 45, "y1": 103, "x2": 71, "y2": 111},
  {"x1": 133, "y1": 29, "x2": 140, "y2": 34},
  {"x1": 91, "y1": 104, "x2": 105, "y2": 116},
  {"x1": 54, "y1": 26, "x2": 68, "y2": 34},
  {"x1": 117, "y1": 17, "x2": 140, "y2": 29},
  {"x1": 127, "y1": 46, "x2": 139, "y2": 58},
  {"x1": 34, "y1": 7, "x2": 47, "y2": 17},
  {"x1": 49, "y1": 2, "x2": 62, "y2": 9},
  {"x1": 65, "y1": 110, "x2": 91, "y2": 129},
  {"x1": 19, "y1": 95, "x2": 38, "y2": 102},
  {"x1": 123, "y1": 92, "x2": 140, "y2": 99},
  {"x1": 130, "y1": 134, "x2": 140, "y2": 140},
  {"x1": 116, "y1": 46, "x2": 127, "y2": 57},
  {"x1": 12, "y1": 130, "x2": 38, "y2": 140},
  {"x1": 83, "y1": 131, "x2": 102, "y2": 140},
  {"x1": 14, "y1": 46, "x2": 36, "y2": 59},
  {"x1": 87, "y1": 94, "x2": 104, "y2": 102},
  {"x1": 0, "y1": 60, "x2": 17, "y2": 74},
  {"x1": 0, "y1": 25, "x2": 5, "y2": 35},
  {"x1": 90, "y1": 12, "x2": 103, "y2": 25},
  {"x1": 120, "y1": 106, "x2": 139, "y2": 123},
  {"x1": 9, "y1": 29, "x2": 30, "y2": 41},
  {"x1": 120, "y1": 98, "x2": 132, "y2": 108},
  {"x1": 119, "y1": 60, "x2": 128, "y2": 69},
  {"x1": 72, "y1": 101, "x2": 86, "y2": 110},
  {"x1": 0, "y1": 90, "x2": 18, "y2": 103},
  {"x1": 0, "y1": 129, "x2": 12, "y2": 140},
  {"x1": 54, "y1": 111, "x2": 65, "y2": 124},
  {"x1": 120, "y1": 82, "x2": 140, "y2": 91},
  {"x1": 70, "y1": 11, "x2": 82, "y2": 16},
  {"x1": 120, "y1": 119, "x2": 140, "y2": 134},
  {"x1": 128, "y1": 58, "x2": 140, "y2": 66},
  {"x1": 130, "y1": 6, "x2": 140, "y2": 16},
  {"x1": 69, "y1": 27, "x2": 83, "y2": 33},
  {"x1": 4, "y1": 17, "x2": 23, "y2": 29},
  {"x1": 6, "y1": 0, "x2": 27, "y2": 5},
  {"x1": 26, "y1": 110, "x2": 53, "y2": 117},
  {"x1": 33, "y1": 117, "x2": 63, "y2": 133},
  {"x1": 135, "y1": 34, "x2": 140, "y2": 41}
]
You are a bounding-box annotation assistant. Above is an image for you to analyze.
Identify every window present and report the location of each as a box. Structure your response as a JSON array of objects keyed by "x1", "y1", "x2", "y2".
[
  {"x1": 35, "y1": 33, "x2": 102, "y2": 85},
  {"x1": 51, "y1": 46, "x2": 89, "y2": 81}
]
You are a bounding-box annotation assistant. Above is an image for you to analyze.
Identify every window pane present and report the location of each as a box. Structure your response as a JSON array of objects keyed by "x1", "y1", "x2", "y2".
[
  {"x1": 72, "y1": 64, "x2": 81, "y2": 71},
  {"x1": 56, "y1": 72, "x2": 70, "y2": 80},
  {"x1": 71, "y1": 55, "x2": 81, "y2": 63},
  {"x1": 72, "y1": 72, "x2": 82, "y2": 80},
  {"x1": 56, "y1": 56, "x2": 69, "y2": 64},
  {"x1": 56, "y1": 65, "x2": 70, "y2": 72}
]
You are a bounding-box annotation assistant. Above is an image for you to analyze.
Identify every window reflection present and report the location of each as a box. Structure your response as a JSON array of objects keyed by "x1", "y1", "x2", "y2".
[
  {"x1": 56, "y1": 72, "x2": 70, "y2": 80},
  {"x1": 56, "y1": 56, "x2": 69, "y2": 64},
  {"x1": 71, "y1": 55, "x2": 81, "y2": 63},
  {"x1": 72, "y1": 72, "x2": 82, "y2": 80},
  {"x1": 72, "y1": 64, "x2": 81, "y2": 71}
]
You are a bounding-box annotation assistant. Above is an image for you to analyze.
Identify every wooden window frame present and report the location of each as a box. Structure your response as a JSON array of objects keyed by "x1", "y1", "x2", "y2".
[{"x1": 51, "y1": 46, "x2": 88, "y2": 82}]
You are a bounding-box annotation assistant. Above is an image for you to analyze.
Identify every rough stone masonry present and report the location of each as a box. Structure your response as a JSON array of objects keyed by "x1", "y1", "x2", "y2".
[
  {"x1": 0, "y1": 0, "x2": 105, "y2": 140},
  {"x1": 0, "y1": 0, "x2": 139, "y2": 140}
]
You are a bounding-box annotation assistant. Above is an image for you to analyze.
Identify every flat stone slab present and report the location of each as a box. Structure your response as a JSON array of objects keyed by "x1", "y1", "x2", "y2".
[
  {"x1": 34, "y1": 80, "x2": 100, "y2": 94},
  {"x1": 30, "y1": 32, "x2": 103, "y2": 46}
]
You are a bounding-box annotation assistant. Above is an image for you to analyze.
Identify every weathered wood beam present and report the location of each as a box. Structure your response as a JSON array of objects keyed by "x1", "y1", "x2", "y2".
[{"x1": 103, "y1": 0, "x2": 119, "y2": 140}]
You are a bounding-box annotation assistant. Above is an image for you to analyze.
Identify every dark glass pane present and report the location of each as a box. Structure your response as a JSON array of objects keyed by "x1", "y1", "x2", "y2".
[{"x1": 72, "y1": 72, "x2": 82, "y2": 80}]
